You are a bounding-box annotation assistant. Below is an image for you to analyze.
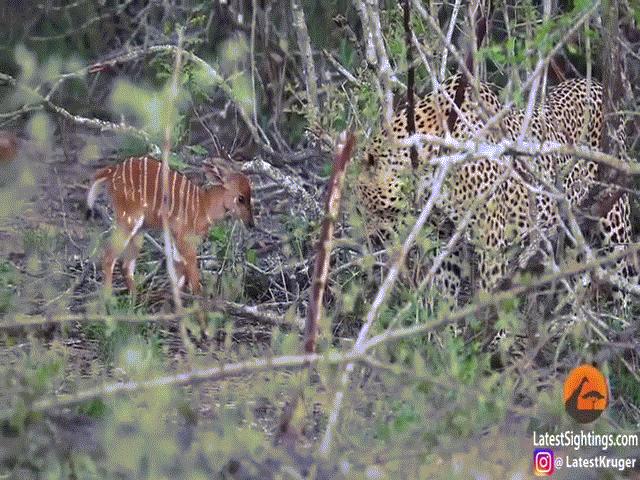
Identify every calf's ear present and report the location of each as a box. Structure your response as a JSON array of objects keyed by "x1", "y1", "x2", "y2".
[{"x1": 203, "y1": 158, "x2": 232, "y2": 184}]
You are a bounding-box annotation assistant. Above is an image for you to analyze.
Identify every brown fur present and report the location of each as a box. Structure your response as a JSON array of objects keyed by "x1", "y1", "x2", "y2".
[
  {"x1": 88, "y1": 156, "x2": 254, "y2": 294},
  {"x1": 0, "y1": 132, "x2": 17, "y2": 163}
]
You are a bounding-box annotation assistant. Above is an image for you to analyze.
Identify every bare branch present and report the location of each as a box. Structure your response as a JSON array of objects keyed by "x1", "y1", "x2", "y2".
[
  {"x1": 242, "y1": 156, "x2": 322, "y2": 218},
  {"x1": 305, "y1": 132, "x2": 356, "y2": 353},
  {"x1": 440, "y1": 0, "x2": 462, "y2": 80},
  {"x1": 0, "y1": 71, "x2": 151, "y2": 142},
  {"x1": 291, "y1": 0, "x2": 319, "y2": 120},
  {"x1": 398, "y1": 132, "x2": 640, "y2": 176},
  {"x1": 403, "y1": 0, "x2": 418, "y2": 170}
]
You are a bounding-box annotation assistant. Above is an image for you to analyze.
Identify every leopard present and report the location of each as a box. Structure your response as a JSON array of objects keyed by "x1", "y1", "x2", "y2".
[{"x1": 356, "y1": 73, "x2": 636, "y2": 314}]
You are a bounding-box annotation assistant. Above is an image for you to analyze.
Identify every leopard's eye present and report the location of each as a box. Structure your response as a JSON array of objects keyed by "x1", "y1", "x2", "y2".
[{"x1": 238, "y1": 195, "x2": 246, "y2": 204}]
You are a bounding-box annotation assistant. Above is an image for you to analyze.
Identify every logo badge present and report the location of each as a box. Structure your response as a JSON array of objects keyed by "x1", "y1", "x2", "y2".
[
  {"x1": 533, "y1": 449, "x2": 555, "y2": 476},
  {"x1": 563, "y1": 364, "x2": 608, "y2": 423}
]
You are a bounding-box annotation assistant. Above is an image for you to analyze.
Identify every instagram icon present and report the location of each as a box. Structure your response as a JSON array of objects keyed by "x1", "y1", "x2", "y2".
[{"x1": 534, "y1": 449, "x2": 555, "y2": 476}]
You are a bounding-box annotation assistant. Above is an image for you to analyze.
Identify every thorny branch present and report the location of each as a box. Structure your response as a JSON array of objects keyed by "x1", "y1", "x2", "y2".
[{"x1": 276, "y1": 132, "x2": 355, "y2": 446}]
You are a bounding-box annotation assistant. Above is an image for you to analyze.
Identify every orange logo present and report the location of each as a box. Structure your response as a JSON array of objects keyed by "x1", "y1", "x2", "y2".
[{"x1": 563, "y1": 364, "x2": 608, "y2": 423}]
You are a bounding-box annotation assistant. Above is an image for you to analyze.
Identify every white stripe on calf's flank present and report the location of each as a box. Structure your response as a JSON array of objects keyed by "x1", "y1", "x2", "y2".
[
  {"x1": 153, "y1": 161, "x2": 161, "y2": 212},
  {"x1": 112, "y1": 163, "x2": 120, "y2": 190},
  {"x1": 143, "y1": 157, "x2": 148, "y2": 207},
  {"x1": 185, "y1": 182, "x2": 191, "y2": 224},
  {"x1": 122, "y1": 158, "x2": 130, "y2": 200},
  {"x1": 169, "y1": 171, "x2": 178, "y2": 216},
  {"x1": 178, "y1": 174, "x2": 186, "y2": 220},
  {"x1": 128, "y1": 158, "x2": 135, "y2": 202},
  {"x1": 138, "y1": 158, "x2": 143, "y2": 200}
]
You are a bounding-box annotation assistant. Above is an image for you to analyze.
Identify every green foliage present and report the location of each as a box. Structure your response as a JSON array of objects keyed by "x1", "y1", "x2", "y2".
[
  {"x1": 81, "y1": 311, "x2": 163, "y2": 365},
  {"x1": 495, "y1": 297, "x2": 520, "y2": 335},
  {"x1": 245, "y1": 248, "x2": 257, "y2": 265},
  {"x1": 185, "y1": 144, "x2": 208, "y2": 157},
  {"x1": 168, "y1": 152, "x2": 189, "y2": 171},
  {"x1": 116, "y1": 135, "x2": 150, "y2": 158},
  {"x1": 24, "y1": 356, "x2": 63, "y2": 398},
  {"x1": 208, "y1": 224, "x2": 233, "y2": 258},
  {"x1": 77, "y1": 398, "x2": 109, "y2": 419},
  {"x1": 22, "y1": 226, "x2": 61, "y2": 256},
  {"x1": 282, "y1": 215, "x2": 316, "y2": 261},
  {"x1": 111, "y1": 79, "x2": 189, "y2": 144},
  {"x1": 381, "y1": 6, "x2": 432, "y2": 89}
]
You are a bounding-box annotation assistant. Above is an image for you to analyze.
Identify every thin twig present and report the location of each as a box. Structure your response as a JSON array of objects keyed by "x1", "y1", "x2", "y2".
[
  {"x1": 0, "y1": 71, "x2": 151, "y2": 142},
  {"x1": 440, "y1": 0, "x2": 462, "y2": 80},
  {"x1": 291, "y1": 0, "x2": 319, "y2": 121},
  {"x1": 159, "y1": 30, "x2": 193, "y2": 357},
  {"x1": 0, "y1": 301, "x2": 291, "y2": 331},
  {"x1": 403, "y1": 0, "x2": 418, "y2": 170}
]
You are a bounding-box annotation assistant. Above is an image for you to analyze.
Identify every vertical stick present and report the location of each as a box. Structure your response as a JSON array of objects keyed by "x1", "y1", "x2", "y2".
[
  {"x1": 160, "y1": 30, "x2": 194, "y2": 356},
  {"x1": 601, "y1": 0, "x2": 623, "y2": 168},
  {"x1": 277, "y1": 132, "x2": 356, "y2": 449},
  {"x1": 440, "y1": 0, "x2": 462, "y2": 81},
  {"x1": 291, "y1": 0, "x2": 319, "y2": 122},
  {"x1": 304, "y1": 132, "x2": 356, "y2": 353},
  {"x1": 250, "y1": 0, "x2": 259, "y2": 128},
  {"x1": 403, "y1": 0, "x2": 418, "y2": 171}
]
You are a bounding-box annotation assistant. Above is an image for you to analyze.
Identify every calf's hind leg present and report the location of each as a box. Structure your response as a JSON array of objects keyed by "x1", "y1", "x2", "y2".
[
  {"x1": 121, "y1": 233, "x2": 143, "y2": 294},
  {"x1": 101, "y1": 216, "x2": 144, "y2": 293}
]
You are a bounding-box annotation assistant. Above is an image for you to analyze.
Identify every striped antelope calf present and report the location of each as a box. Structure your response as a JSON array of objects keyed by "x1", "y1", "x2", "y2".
[{"x1": 87, "y1": 156, "x2": 254, "y2": 294}]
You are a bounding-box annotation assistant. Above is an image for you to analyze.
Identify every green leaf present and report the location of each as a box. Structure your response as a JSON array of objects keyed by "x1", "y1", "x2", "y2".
[
  {"x1": 186, "y1": 144, "x2": 208, "y2": 156},
  {"x1": 246, "y1": 248, "x2": 257, "y2": 265},
  {"x1": 573, "y1": 0, "x2": 592, "y2": 12},
  {"x1": 168, "y1": 153, "x2": 189, "y2": 171},
  {"x1": 78, "y1": 398, "x2": 108, "y2": 418}
]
